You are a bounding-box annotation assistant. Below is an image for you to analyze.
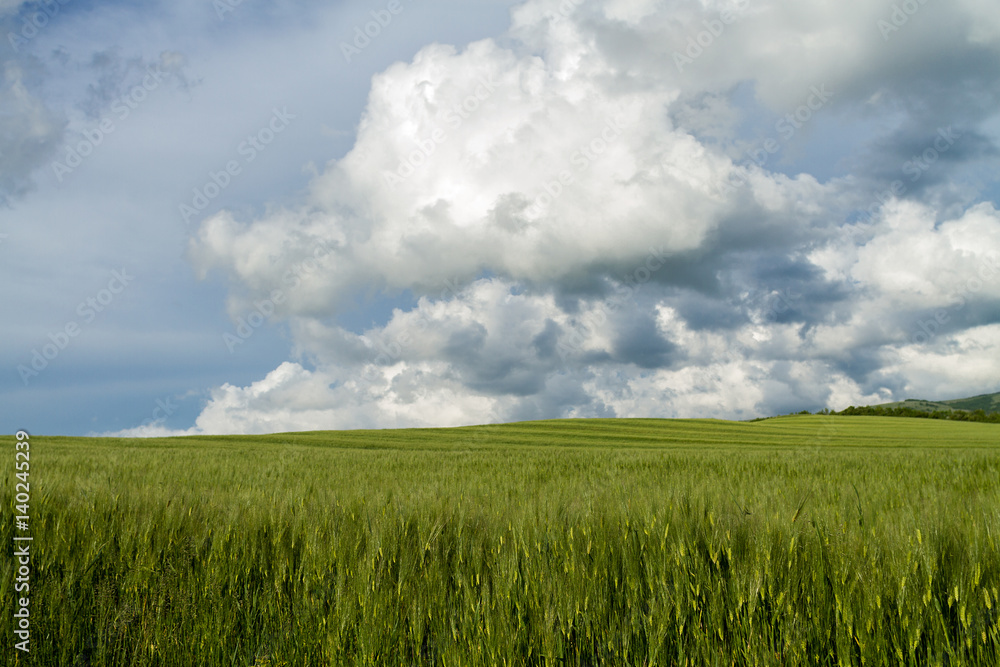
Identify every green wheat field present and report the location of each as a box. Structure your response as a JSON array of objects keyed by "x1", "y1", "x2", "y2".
[{"x1": 3, "y1": 416, "x2": 999, "y2": 666}]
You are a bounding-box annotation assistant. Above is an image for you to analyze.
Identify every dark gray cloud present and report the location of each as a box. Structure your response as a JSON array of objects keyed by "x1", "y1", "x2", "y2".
[
  {"x1": 611, "y1": 313, "x2": 676, "y2": 369},
  {"x1": 853, "y1": 124, "x2": 1000, "y2": 197}
]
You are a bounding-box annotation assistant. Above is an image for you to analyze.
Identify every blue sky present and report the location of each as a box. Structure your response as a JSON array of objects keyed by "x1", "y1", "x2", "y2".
[{"x1": 2, "y1": 0, "x2": 999, "y2": 436}]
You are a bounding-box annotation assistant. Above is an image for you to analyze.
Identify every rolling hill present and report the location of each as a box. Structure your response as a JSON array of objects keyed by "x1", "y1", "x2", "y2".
[{"x1": 874, "y1": 391, "x2": 1000, "y2": 414}]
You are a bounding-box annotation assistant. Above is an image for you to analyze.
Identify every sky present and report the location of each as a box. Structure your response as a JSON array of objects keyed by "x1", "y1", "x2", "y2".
[{"x1": 2, "y1": 0, "x2": 999, "y2": 437}]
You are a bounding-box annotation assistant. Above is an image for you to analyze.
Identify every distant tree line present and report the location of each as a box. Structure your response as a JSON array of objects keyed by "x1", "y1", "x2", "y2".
[{"x1": 831, "y1": 405, "x2": 1000, "y2": 423}]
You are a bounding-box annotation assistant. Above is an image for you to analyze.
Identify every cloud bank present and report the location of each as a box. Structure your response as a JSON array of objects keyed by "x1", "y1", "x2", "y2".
[{"x1": 113, "y1": 0, "x2": 1000, "y2": 436}]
